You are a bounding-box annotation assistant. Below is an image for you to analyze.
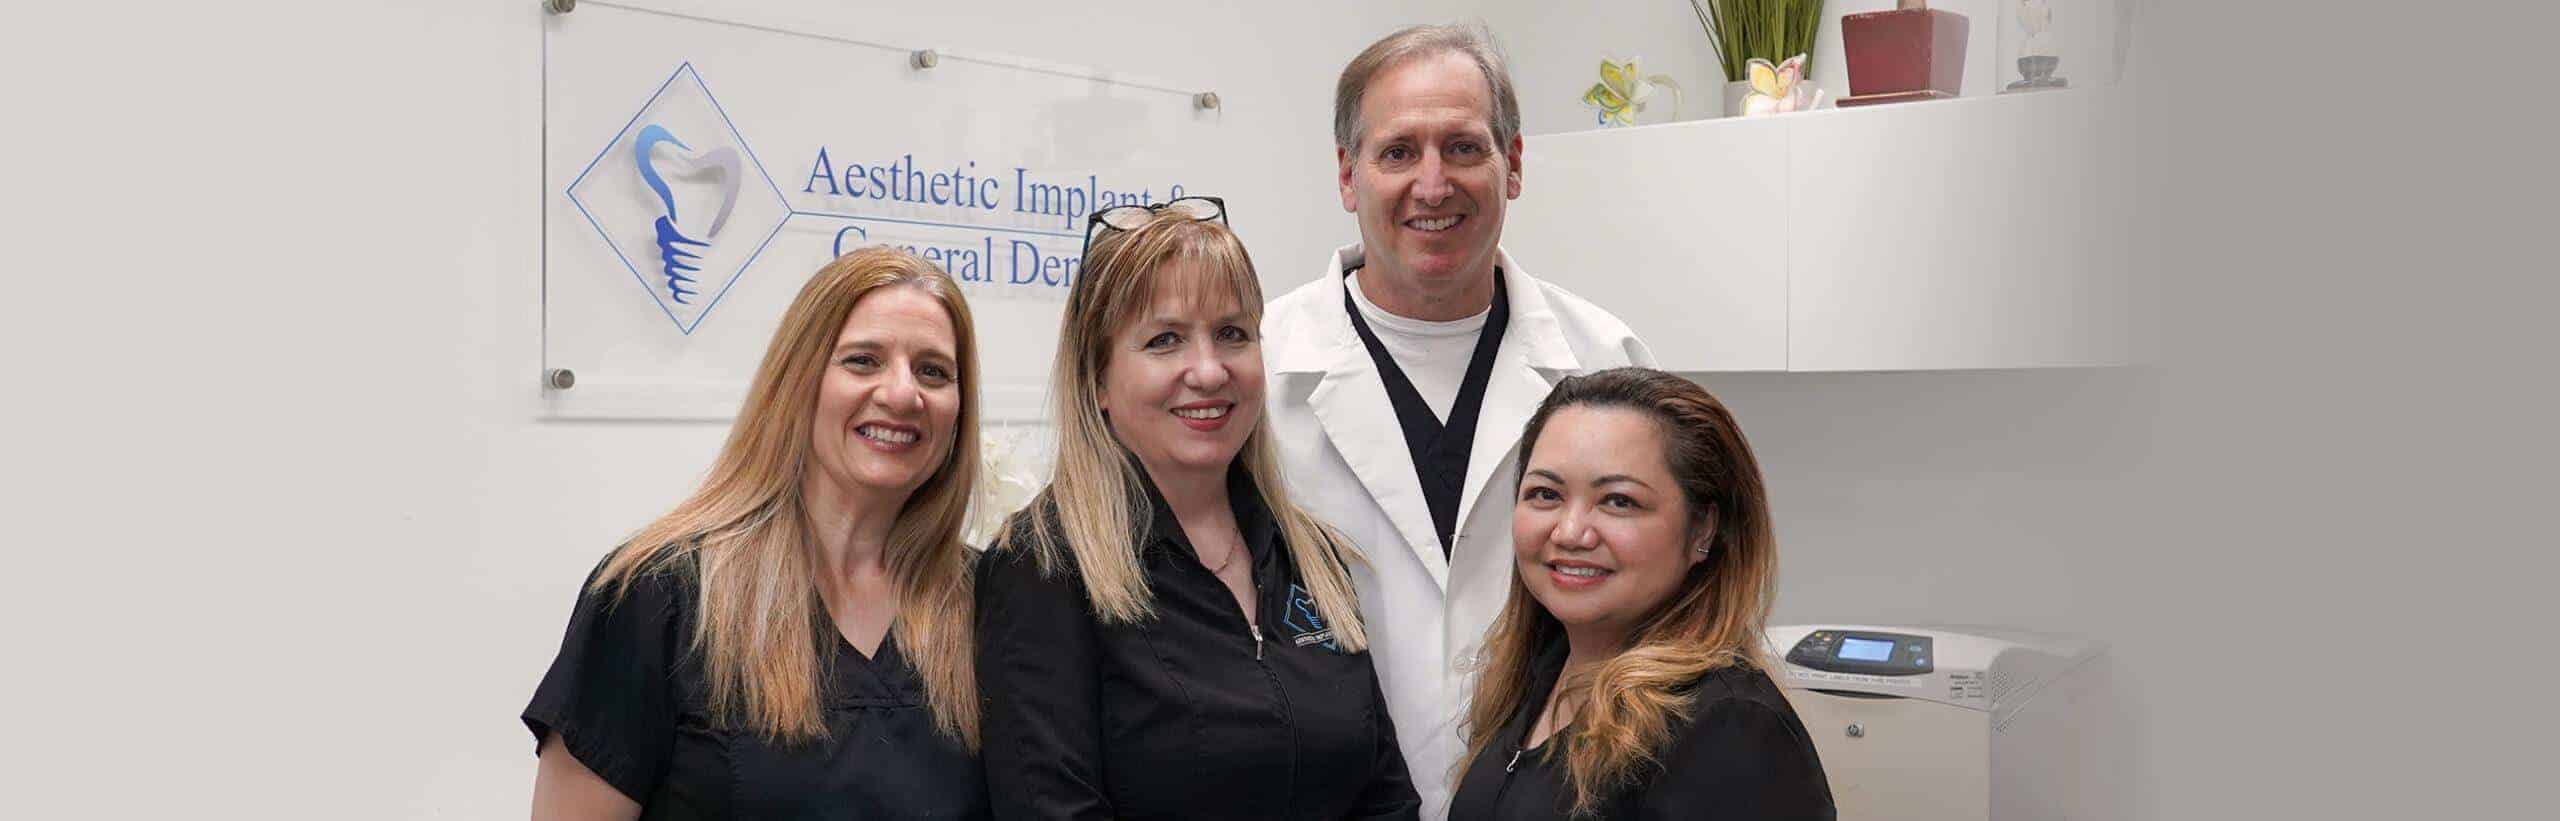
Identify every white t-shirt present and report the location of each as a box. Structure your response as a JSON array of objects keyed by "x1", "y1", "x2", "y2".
[{"x1": 1345, "y1": 272, "x2": 1491, "y2": 423}]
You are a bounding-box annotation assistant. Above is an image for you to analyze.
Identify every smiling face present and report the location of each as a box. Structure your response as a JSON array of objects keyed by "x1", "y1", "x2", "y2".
[
  {"x1": 1098, "y1": 261, "x2": 1265, "y2": 489},
  {"x1": 1513, "y1": 405, "x2": 1707, "y2": 649},
  {"x1": 807, "y1": 285, "x2": 963, "y2": 508},
  {"x1": 1338, "y1": 50, "x2": 1523, "y2": 320}
]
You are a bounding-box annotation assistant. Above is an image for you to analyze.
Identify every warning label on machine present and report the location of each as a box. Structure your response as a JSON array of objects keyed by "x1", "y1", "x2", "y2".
[{"x1": 1948, "y1": 671, "x2": 1988, "y2": 702}]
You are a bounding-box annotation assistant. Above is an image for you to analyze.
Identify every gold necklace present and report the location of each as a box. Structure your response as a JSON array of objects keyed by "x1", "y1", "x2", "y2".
[{"x1": 1204, "y1": 539, "x2": 1243, "y2": 575}]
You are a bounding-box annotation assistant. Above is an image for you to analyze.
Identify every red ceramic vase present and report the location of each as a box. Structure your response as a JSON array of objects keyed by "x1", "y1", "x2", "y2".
[{"x1": 1840, "y1": 1, "x2": 1969, "y2": 105}]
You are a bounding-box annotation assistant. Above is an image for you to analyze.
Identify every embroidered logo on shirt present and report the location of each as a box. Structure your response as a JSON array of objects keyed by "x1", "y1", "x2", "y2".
[{"x1": 1283, "y1": 584, "x2": 1343, "y2": 652}]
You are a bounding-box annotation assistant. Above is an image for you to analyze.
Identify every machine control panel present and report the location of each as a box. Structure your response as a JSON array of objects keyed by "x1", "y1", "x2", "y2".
[{"x1": 1786, "y1": 629, "x2": 1934, "y2": 676}]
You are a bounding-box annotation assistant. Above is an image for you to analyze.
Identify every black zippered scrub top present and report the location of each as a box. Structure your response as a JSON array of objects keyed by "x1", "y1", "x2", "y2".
[
  {"x1": 974, "y1": 466, "x2": 1422, "y2": 821},
  {"x1": 524, "y1": 552, "x2": 988, "y2": 819},
  {"x1": 1447, "y1": 637, "x2": 1834, "y2": 820}
]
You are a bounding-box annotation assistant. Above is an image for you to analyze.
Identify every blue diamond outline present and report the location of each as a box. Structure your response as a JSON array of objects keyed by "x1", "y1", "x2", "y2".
[{"x1": 565, "y1": 62, "x2": 794, "y2": 336}]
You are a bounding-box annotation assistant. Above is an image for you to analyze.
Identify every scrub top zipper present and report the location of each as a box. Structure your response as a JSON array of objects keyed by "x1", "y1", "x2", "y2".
[
  {"x1": 1489, "y1": 743, "x2": 1525, "y2": 810},
  {"x1": 1203, "y1": 541, "x2": 1296, "y2": 818},
  {"x1": 1491, "y1": 710, "x2": 1538, "y2": 809},
  {"x1": 1196, "y1": 541, "x2": 1267, "y2": 662}
]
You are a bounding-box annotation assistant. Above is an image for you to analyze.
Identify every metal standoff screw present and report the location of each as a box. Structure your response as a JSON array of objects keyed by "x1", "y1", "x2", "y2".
[
  {"x1": 910, "y1": 49, "x2": 939, "y2": 70},
  {"x1": 1845, "y1": 723, "x2": 1865, "y2": 738},
  {"x1": 1194, "y1": 91, "x2": 1221, "y2": 111},
  {"x1": 545, "y1": 368, "x2": 576, "y2": 391},
  {"x1": 544, "y1": 0, "x2": 575, "y2": 14}
]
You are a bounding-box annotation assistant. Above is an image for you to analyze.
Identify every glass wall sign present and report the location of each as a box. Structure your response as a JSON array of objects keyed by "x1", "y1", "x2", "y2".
[{"x1": 542, "y1": 2, "x2": 1232, "y2": 420}]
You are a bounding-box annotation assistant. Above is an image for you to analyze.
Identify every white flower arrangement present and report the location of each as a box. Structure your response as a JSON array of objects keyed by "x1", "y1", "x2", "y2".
[{"x1": 964, "y1": 426, "x2": 1048, "y2": 549}]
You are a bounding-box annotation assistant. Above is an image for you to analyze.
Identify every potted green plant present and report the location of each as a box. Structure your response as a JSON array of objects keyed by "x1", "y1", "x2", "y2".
[{"x1": 1689, "y1": 0, "x2": 1827, "y2": 117}]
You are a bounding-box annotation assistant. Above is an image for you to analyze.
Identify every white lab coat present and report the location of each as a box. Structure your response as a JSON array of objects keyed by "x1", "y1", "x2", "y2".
[{"x1": 1261, "y1": 243, "x2": 1655, "y2": 819}]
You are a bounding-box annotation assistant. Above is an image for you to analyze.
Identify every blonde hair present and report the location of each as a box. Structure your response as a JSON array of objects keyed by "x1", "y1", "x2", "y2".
[
  {"x1": 999, "y1": 212, "x2": 1368, "y2": 649},
  {"x1": 592, "y1": 246, "x2": 983, "y2": 747},
  {"x1": 1462, "y1": 368, "x2": 1779, "y2": 817}
]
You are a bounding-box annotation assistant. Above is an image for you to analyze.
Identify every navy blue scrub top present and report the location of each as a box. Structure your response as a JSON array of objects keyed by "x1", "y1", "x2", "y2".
[{"x1": 524, "y1": 553, "x2": 988, "y2": 819}]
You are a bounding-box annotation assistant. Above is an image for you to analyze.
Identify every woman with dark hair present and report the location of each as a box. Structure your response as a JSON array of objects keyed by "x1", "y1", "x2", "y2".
[{"x1": 1448, "y1": 368, "x2": 1833, "y2": 820}]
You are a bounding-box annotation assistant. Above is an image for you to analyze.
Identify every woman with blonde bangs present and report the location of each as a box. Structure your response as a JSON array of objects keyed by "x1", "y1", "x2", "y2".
[
  {"x1": 525, "y1": 247, "x2": 990, "y2": 819},
  {"x1": 1449, "y1": 368, "x2": 1833, "y2": 820},
  {"x1": 976, "y1": 199, "x2": 1420, "y2": 820}
]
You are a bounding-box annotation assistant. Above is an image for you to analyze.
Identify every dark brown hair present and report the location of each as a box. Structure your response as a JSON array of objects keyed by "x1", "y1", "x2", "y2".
[{"x1": 1464, "y1": 367, "x2": 1780, "y2": 816}]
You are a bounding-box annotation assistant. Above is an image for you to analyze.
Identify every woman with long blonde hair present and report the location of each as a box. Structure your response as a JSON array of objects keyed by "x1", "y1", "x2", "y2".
[
  {"x1": 1449, "y1": 368, "x2": 1832, "y2": 819},
  {"x1": 974, "y1": 199, "x2": 1419, "y2": 820},
  {"x1": 524, "y1": 247, "x2": 989, "y2": 819}
]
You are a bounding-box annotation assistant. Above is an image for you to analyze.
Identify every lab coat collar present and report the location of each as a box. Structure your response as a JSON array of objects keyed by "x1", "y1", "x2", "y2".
[
  {"x1": 1267, "y1": 244, "x2": 1578, "y2": 374},
  {"x1": 1449, "y1": 247, "x2": 1580, "y2": 541},
  {"x1": 1281, "y1": 243, "x2": 1584, "y2": 591},
  {"x1": 1264, "y1": 244, "x2": 1370, "y2": 377}
]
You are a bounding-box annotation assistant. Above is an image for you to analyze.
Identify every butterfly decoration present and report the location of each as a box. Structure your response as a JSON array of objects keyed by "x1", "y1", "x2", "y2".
[
  {"x1": 1742, "y1": 53, "x2": 1823, "y2": 117},
  {"x1": 1583, "y1": 56, "x2": 1680, "y2": 127}
]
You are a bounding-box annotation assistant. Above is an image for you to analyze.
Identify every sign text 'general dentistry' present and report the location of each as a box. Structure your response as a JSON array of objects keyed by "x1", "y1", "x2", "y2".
[{"x1": 800, "y1": 148, "x2": 1196, "y2": 289}]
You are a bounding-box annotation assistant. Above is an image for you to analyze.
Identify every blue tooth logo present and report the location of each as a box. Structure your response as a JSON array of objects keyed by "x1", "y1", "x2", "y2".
[
  {"x1": 1284, "y1": 584, "x2": 1343, "y2": 652},
  {"x1": 634, "y1": 124, "x2": 743, "y2": 306},
  {"x1": 566, "y1": 62, "x2": 790, "y2": 335}
]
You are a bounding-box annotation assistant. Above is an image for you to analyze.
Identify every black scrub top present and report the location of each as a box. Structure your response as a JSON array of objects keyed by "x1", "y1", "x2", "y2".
[
  {"x1": 524, "y1": 552, "x2": 988, "y2": 819},
  {"x1": 974, "y1": 467, "x2": 1421, "y2": 821},
  {"x1": 1448, "y1": 638, "x2": 1834, "y2": 820}
]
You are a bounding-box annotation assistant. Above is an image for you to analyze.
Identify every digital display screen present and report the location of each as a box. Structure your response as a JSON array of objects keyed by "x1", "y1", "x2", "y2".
[{"x1": 1837, "y1": 637, "x2": 1894, "y2": 662}]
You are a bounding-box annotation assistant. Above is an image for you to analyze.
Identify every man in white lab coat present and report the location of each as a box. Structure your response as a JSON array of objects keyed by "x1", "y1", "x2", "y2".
[{"x1": 1260, "y1": 24, "x2": 1654, "y2": 819}]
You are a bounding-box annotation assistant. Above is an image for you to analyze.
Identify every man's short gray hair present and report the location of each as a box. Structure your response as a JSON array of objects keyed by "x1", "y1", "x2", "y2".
[{"x1": 1332, "y1": 23, "x2": 1522, "y2": 156}]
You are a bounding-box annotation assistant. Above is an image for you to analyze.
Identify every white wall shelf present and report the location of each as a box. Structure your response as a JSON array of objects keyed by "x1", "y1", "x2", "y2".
[{"x1": 1504, "y1": 86, "x2": 2138, "y2": 372}]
